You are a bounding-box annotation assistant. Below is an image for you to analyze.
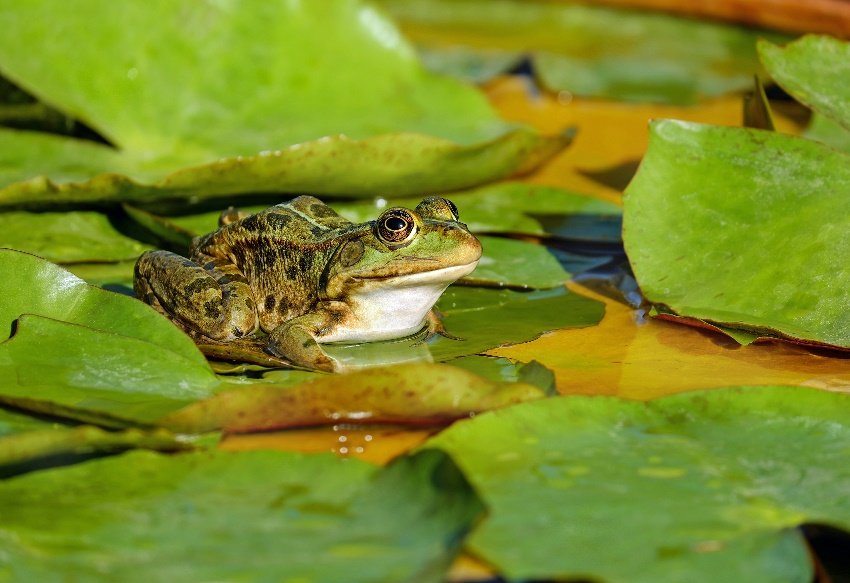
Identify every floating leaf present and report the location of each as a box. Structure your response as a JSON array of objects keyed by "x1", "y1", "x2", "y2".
[
  {"x1": 0, "y1": 315, "x2": 219, "y2": 424},
  {"x1": 160, "y1": 363, "x2": 546, "y2": 434},
  {"x1": 0, "y1": 0, "x2": 567, "y2": 206},
  {"x1": 0, "y1": 407, "x2": 57, "y2": 437},
  {"x1": 466, "y1": 236, "x2": 569, "y2": 288},
  {"x1": 431, "y1": 286, "x2": 604, "y2": 360},
  {"x1": 380, "y1": 0, "x2": 787, "y2": 104},
  {"x1": 0, "y1": 448, "x2": 482, "y2": 583},
  {"x1": 623, "y1": 120, "x2": 850, "y2": 348},
  {"x1": 0, "y1": 425, "x2": 188, "y2": 471},
  {"x1": 0, "y1": 129, "x2": 569, "y2": 208},
  {"x1": 0, "y1": 210, "x2": 150, "y2": 263},
  {"x1": 0, "y1": 250, "x2": 218, "y2": 425},
  {"x1": 804, "y1": 113, "x2": 850, "y2": 153},
  {"x1": 425, "y1": 385, "x2": 850, "y2": 582},
  {"x1": 759, "y1": 35, "x2": 850, "y2": 131},
  {"x1": 0, "y1": 249, "x2": 201, "y2": 354}
]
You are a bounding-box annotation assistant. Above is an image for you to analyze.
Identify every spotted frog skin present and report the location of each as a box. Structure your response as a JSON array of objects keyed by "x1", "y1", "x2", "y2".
[{"x1": 134, "y1": 195, "x2": 482, "y2": 372}]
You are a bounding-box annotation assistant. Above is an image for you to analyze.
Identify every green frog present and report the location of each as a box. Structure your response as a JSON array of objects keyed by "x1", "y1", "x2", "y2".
[{"x1": 134, "y1": 195, "x2": 482, "y2": 372}]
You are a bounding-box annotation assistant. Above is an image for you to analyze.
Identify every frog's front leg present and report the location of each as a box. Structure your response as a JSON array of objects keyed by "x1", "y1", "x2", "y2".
[
  {"x1": 266, "y1": 308, "x2": 348, "y2": 373},
  {"x1": 134, "y1": 250, "x2": 258, "y2": 341}
]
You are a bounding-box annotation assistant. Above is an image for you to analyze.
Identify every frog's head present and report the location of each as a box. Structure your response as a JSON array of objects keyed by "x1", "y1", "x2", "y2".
[{"x1": 320, "y1": 197, "x2": 482, "y2": 305}]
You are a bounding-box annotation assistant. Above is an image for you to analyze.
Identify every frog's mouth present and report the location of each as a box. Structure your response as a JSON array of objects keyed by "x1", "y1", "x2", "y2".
[{"x1": 353, "y1": 260, "x2": 479, "y2": 286}]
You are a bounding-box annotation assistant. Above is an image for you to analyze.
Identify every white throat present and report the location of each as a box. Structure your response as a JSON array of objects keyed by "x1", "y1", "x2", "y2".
[{"x1": 324, "y1": 262, "x2": 477, "y2": 343}]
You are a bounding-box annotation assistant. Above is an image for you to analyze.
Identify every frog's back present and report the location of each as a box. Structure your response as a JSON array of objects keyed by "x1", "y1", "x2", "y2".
[
  {"x1": 247, "y1": 195, "x2": 355, "y2": 242},
  {"x1": 191, "y1": 196, "x2": 361, "y2": 331}
]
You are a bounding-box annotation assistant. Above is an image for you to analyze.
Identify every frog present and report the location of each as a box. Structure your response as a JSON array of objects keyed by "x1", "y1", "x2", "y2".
[{"x1": 134, "y1": 195, "x2": 482, "y2": 372}]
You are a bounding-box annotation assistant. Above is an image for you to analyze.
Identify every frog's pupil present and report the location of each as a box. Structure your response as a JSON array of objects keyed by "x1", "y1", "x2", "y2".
[{"x1": 386, "y1": 217, "x2": 406, "y2": 231}]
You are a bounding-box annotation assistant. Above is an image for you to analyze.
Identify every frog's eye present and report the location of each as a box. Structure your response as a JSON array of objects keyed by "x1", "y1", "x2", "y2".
[
  {"x1": 376, "y1": 208, "x2": 418, "y2": 247},
  {"x1": 414, "y1": 196, "x2": 459, "y2": 222}
]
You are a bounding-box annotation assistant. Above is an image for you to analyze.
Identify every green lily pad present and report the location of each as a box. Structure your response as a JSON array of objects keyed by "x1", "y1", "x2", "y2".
[
  {"x1": 0, "y1": 425, "x2": 188, "y2": 471},
  {"x1": 759, "y1": 35, "x2": 850, "y2": 131},
  {"x1": 0, "y1": 250, "x2": 219, "y2": 425},
  {"x1": 468, "y1": 236, "x2": 569, "y2": 289},
  {"x1": 0, "y1": 249, "x2": 204, "y2": 356},
  {"x1": 0, "y1": 0, "x2": 568, "y2": 206},
  {"x1": 0, "y1": 407, "x2": 58, "y2": 437},
  {"x1": 0, "y1": 448, "x2": 482, "y2": 582},
  {"x1": 424, "y1": 385, "x2": 850, "y2": 582},
  {"x1": 623, "y1": 119, "x2": 850, "y2": 348},
  {"x1": 0, "y1": 129, "x2": 570, "y2": 208},
  {"x1": 431, "y1": 285, "x2": 604, "y2": 360},
  {"x1": 380, "y1": 0, "x2": 788, "y2": 104},
  {"x1": 0, "y1": 211, "x2": 150, "y2": 263},
  {"x1": 160, "y1": 363, "x2": 545, "y2": 434},
  {"x1": 804, "y1": 113, "x2": 850, "y2": 153},
  {"x1": 0, "y1": 315, "x2": 219, "y2": 425}
]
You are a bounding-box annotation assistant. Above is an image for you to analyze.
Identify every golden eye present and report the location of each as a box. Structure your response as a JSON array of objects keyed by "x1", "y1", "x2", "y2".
[{"x1": 376, "y1": 208, "x2": 418, "y2": 247}]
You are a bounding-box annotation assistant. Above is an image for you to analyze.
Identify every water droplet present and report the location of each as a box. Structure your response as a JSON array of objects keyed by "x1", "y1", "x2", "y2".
[
  {"x1": 127, "y1": 67, "x2": 139, "y2": 80},
  {"x1": 557, "y1": 90, "x2": 573, "y2": 105}
]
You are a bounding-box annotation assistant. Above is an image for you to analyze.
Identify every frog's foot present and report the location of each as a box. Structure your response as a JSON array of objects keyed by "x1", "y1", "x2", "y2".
[
  {"x1": 267, "y1": 315, "x2": 341, "y2": 373},
  {"x1": 411, "y1": 310, "x2": 464, "y2": 346}
]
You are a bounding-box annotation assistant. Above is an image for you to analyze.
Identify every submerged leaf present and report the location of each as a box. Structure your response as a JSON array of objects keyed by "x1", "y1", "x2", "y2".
[
  {"x1": 0, "y1": 0, "x2": 567, "y2": 206},
  {"x1": 623, "y1": 120, "x2": 850, "y2": 348},
  {"x1": 380, "y1": 0, "x2": 786, "y2": 104},
  {"x1": 0, "y1": 448, "x2": 482, "y2": 582},
  {"x1": 425, "y1": 386, "x2": 850, "y2": 582},
  {"x1": 159, "y1": 363, "x2": 546, "y2": 434}
]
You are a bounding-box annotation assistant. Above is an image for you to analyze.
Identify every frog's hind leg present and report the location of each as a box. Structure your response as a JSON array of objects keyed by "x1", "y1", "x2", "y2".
[{"x1": 134, "y1": 250, "x2": 258, "y2": 341}]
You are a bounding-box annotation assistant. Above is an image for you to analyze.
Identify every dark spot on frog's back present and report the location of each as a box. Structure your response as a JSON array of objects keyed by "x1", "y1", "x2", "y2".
[
  {"x1": 203, "y1": 299, "x2": 221, "y2": 318},
  {"x1": 310, "y1": 203, "x2": 338, "y2": 218},
  {"x1": 299, "y1": 255, "x2": 311, "y2": 272},
  {"x1": 264, "y1": 212, "x2": 292, "y2": 230},
  {"x1": 265, "y1": 295, "x2": 276, "y2": 311}
]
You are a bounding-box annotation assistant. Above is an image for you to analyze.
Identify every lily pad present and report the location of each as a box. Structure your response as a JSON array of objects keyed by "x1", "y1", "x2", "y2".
[
  {"x1": 0, "y1": 448, "x2": 482, "y2": 583},
  {"x1": 0, "y1": 315, "x2": 219, "y2": 425},
  {"x1": 0, "y1": 0, "x2": 568, "y2": 206},
  {"x1": 431, "y1": 285, "x2": 604, "y2": 360},
  {"x1": 159, "y1": 363, "x2": 546, "y2": 434},
  {"x1": 0, "y1": 425, "x2": 188, "y2": 471},
  {"x1": 0, "y1": 129, "x2": 570, "y2": 208},
  {"x1": 0, "y1": 250, "x2": 218, "y2": 425},
  {"x1": 623, "y1": 119, "x2": 850, "y2": 348},
  {"x1": 759, "y1": 35, "x2": 850, "y2": 131},
  {"x1": 467, "y1": 236, "x2": 569, "y2": 288},
  {"x1": 380, "y1": 0, "x2": 787, "y2": 104},
  {"x1": 0, "y1": 249, "x2": 204, "y2": 356},
  {"x1": 424, "y1": 385, "x2": 850, "y2": 582},
  {"x1": 0, "y1": 211, "x2": 150, "y2": 263}
]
